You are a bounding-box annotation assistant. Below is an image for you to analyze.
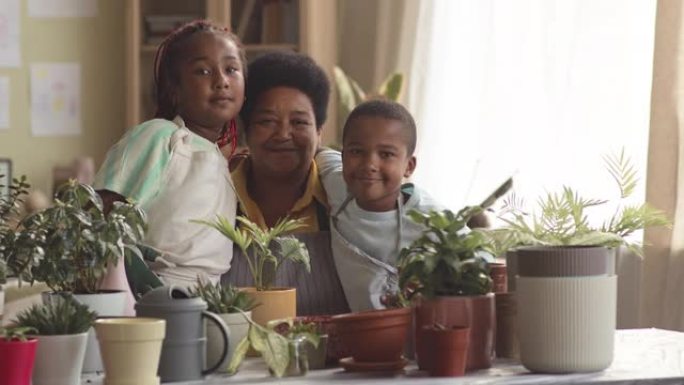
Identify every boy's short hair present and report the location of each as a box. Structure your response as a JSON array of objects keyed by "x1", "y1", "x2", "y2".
[
  {"x1": 343, "y1": 100, "x2": 417, "y2": 156},
  {"x1": 240, "y1": 51, "x2": 330, "y2": 130}
]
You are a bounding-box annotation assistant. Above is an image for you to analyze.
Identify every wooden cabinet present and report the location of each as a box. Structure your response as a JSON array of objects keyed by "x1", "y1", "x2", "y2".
[{"x1": 124, "y1": 0, "x2": 338, "y2": 144}]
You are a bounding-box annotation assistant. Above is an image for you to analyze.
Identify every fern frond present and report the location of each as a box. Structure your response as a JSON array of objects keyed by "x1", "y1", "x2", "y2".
[{"x1": 603, "y1": 148, "x2": 639, "y2": 199}]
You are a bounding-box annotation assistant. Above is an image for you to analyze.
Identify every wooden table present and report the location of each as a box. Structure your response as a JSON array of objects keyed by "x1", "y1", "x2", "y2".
[{"x1": 82, "y1": 328, "x2": 684, "y2": 384}]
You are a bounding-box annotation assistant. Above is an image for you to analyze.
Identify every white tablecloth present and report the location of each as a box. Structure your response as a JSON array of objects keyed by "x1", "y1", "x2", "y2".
[{"x1": 82, "y1": 328, "x2": 684, "y2": 384}]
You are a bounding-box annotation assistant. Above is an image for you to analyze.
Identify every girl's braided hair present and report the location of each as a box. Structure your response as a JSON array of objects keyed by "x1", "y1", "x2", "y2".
[{"x1": 153, "y1": 20, "x2": 247, "y2": 151}]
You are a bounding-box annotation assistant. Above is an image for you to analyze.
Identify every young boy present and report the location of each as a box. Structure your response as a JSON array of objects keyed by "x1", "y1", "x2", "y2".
[{"x1": 316, "y1": 100, "x2": 444, "y2": 311}]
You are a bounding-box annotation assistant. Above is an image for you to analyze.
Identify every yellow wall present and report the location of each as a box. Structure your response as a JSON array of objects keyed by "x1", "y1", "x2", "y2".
[{"x1": 0, "y1": 0, "x2": 125, "y2": 195}]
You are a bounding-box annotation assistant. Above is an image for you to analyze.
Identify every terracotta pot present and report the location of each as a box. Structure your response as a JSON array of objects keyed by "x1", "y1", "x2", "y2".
[
  {"x1": 494, "y1": 292, "x2": 519, "y2": 358},
  {"x1": 414, "y1": 294, "x2": 495, "y2": 371},
  {"x1": 420, "y1": 325, "x2": 470, "y2": 377},
  {"x1": 332, "y1": 307, "x2": 411, "y2": 363},
  {"x1": 488, "y1": 262, "x2": 508, "y2": 293},
  {"x1": 242, "y1": 287, "x2": 296, "y2": 326},
  {"x1": 0, "y1": 337, "x2": 37, "y2": 385}
]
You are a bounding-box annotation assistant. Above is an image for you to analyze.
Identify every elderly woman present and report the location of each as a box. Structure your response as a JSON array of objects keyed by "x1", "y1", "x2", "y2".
[{"x1": 222, "y1": 52, "x2": 350, "y2": 316}]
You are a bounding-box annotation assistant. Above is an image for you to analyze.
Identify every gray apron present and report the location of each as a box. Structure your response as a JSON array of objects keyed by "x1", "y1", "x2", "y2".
[
  {"x1": 222, "y1": 215, "x2": 350, "y2": 316},
  {"x1": 330, "y1": 195, "x2": 403, "y2": 312}
]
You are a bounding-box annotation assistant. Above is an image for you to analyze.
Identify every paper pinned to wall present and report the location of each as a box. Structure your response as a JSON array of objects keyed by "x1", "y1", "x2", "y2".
[
  {"x1": 31, "y1": 63, "x2": 81, "y2": 137},
  {"x1": 28, "y1": 0, "x2": 97, "y2": 18},
  {"x1": 0, "y1": 77, "x2": 9, "y2": 129},
  {"x1": 0, "y1": 0, "x2": 21, "y2": 67}
]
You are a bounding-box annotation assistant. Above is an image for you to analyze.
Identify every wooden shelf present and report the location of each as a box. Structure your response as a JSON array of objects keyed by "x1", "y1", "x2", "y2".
[{"x1": 125, "y1": 0, "x2": 338, "y2": 143}]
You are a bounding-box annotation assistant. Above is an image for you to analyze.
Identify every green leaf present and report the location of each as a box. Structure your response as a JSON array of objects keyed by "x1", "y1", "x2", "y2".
[
  {"x1": 377, "y1": 72, "x2": 403, "y2": 101},
  {"x1": 226, "y1": 335, "x2": 250, "y2": 374}
]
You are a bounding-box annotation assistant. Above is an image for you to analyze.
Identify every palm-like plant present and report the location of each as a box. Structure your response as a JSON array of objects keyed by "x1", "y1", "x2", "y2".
[
  {"x1": 496, "y1": 150, "x2": 670, "y2": 254},
  {"x1": 194, "y1": 216, "x2": 310, "y2": 291}
]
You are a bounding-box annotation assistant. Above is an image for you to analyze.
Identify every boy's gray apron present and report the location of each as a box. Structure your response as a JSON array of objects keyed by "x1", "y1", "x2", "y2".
[
  {"x1": 222, "y1": 224, "x2": 350, "y2": 316},
  {"x1": 330, "y1": 195, "x2": 403, "y2": 312}
]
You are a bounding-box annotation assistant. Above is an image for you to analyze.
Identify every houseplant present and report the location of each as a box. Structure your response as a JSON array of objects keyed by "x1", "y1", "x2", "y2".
[
  {"x1": 0, "y1": 326, "x2": 38, "y2": 385},
  {"x1": 0, "y1": 175, "x2": 41, "y2": 282},
  {"x1": 271, "y1": 318, "x2": 328, "y2": 370},
  {"x1": 14, "y1": 295, "x2": 96, "y2": 385},
  {"x1": 493, "y1": 150, "x2": 669, "y2": 373},
  {"x1": 195, "y1": 215, "x2": 310, "y2": 325},
  {"x1": 398, "y1": 206, "x2": 496, "y2": 371},
  {"x1": 227, "y1": 312, "x2": 320, "y2": 378},
  {"x1": 190, "y1": 280, "x2": 259, "y2": 371},
  {"x1": 18, "y1": 179, "x2": 146, "y2": 373}
]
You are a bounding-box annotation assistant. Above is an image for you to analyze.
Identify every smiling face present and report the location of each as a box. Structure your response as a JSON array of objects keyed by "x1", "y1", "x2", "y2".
[
  {"x1": 246, "y1": 86, "x2": 321, "y2": 179},
  {"x1": 174, "y1": 32, "x2": 245, "y2": 141},
  {"x1": 342, "y1": 116, "x2": 416, "y2": 212}
]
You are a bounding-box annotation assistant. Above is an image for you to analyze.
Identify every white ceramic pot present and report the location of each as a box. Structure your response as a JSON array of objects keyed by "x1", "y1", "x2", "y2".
[
  {"x1": 32, "y1": 332, "x2": 88, "y2": 385},
  {"x1": 43, "y1": 291, "x2": 127, "y2": 373},
  {"x1": 95, "y1": 317, "x2": 166, "y2": 385},
  {"x1": 206, "y1": 311, "x2": 251, "y2": 372},
  {"x1": 517, "y1": 275, "x2": 617, "y2": 373}
]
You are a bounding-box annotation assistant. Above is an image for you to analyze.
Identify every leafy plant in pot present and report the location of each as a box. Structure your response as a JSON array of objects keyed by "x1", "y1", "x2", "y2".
[
  {"x1": 227, "y1": 312, "x2": 320, "y2": 378},
  {"x1": 14, "y1": 295, "x2": 96, "y2": 385},
  {"x1": 189, "y1": 280, "x2": 259, "y2": 372},
  {"x1": 492, "y1": 150, "x2": 669, "y2": 373},
  {"x1": 0, "y1": 326, "x2": 38, "y2": 385},
  {"x1": 270, "y1": 318, "x2": 328, "y2": 371},
  {"x1": 195, "y1": 215, "x2": 310, "y2": 325},
  {"x1": 397, "y1": 206, "x2": 496, "y2": 372},
  {"x1": 17, "y1": 180, "x2": 146, "y2": 373}
]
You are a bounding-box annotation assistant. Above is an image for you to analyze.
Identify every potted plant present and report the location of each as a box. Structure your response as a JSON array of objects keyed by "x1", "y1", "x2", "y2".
[
  {"x1": 189, "y1": 280, "x2": 259, "y2": 372},
  {"x1": 493, "y1": 150, "x2": 669, "y2": 373},
  {"x1": 419, "y1": 323, "x2": 470, "y2": 377},
  {"x1": 195, "y1": 215, "x2": 310, "y2": 325},
  {"x1": 398, "y1": 206, "x2": 496, "y2": 372},
  {"x1": 271, "y1": 318, "x2": 328, "y2": 370},
  {"x1": 227, "y1": 312, "x2": 320, "y2": 378},
  {"x1": 0, "y1": 326, "x2": 38, "y2": 385},
  {"x1": 13, "y1": 295, "x2": 96, "y2": 385},
  {"x1": 17, "y1": 179, "x2": 146, "y2": 373}
]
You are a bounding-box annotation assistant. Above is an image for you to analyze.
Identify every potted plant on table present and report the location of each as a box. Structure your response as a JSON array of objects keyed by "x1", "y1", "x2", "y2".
[
  {"x1": 0, "y1": 326, "x2": 38, "y2": 385},
  {"x1": 195, "y1": 215, "x2": 310, "y2": 326},
  {"x1": 271, "y1": 318, "x2": 328, "y2": 370},
  {"x1": 13, "y1": 295, "x2": 96, "y2": 385},
  {"x1": 190, "y1": 280, "x2": 259, "y2": 372},
  {"x1": 492, "y1": 150, "x2": 669, "y2": 373},
  {"x1": 15, "y1": 180, "x2": 146, "y2": 373},
  {"x1": 398, "y1": 206, "x2": 496, "y2": 372},
  {"x1": 227, "y1": 312, "x2": 320, "y2": 378}
]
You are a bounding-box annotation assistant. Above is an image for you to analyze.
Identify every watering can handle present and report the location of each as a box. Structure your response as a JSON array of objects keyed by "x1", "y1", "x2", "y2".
[{"x1": 202, "y1": 311, "x2": 230, "y2": 375}]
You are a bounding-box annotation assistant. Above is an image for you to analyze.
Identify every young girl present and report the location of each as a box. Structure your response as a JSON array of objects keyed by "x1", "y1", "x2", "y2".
[{"x1": 94, "y1": 20, "x2": 245, "y2": 302}]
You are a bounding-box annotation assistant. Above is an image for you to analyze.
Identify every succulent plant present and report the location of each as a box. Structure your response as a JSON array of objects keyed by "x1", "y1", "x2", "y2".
[
  {"x1": 14, "y1": 295, "x2": 96, "y2": 335},
  {"x1": 189, "y1": 280, "x2": 259, "y2": 314}
]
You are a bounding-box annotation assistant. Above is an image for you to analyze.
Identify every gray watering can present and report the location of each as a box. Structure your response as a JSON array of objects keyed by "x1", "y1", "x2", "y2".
[{"x1": 135, "y1": 286, "x2": 230, "y2": 382}]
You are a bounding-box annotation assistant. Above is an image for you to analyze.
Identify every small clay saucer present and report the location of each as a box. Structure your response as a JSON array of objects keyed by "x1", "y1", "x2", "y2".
[{"x1": 339, "y1": 357, "x2": 408, "y2": 373}]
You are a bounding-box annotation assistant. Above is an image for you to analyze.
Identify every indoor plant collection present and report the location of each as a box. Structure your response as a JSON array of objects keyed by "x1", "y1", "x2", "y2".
[
  {"x1": 14, "y1": 295, "x2": 96, "y2": 385},
  {"x1": 196, "y1": 215, "x2": 310, "y2": 325},
  {"x1": 492, "y1": 150, "x2": 669, "y2": 373},
  {"x1": 4, "y1": 179, "x2": 147, "y2": 373},
  {"x1": 398, "y1": 206, "x2": 495, "y2": 374}
]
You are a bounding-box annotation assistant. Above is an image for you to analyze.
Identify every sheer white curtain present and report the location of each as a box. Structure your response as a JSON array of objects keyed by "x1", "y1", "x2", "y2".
[{"x1": 405, "y1": 0, "x2": 657, "y2": 222}]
